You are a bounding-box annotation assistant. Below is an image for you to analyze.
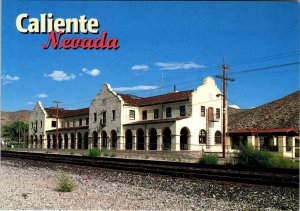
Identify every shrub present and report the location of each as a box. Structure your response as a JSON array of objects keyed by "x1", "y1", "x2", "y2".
[
  {"x1": 103, "y1": 152, "x2": 110, "y2": 157},
  {"x1": 237, "y1": 143, "x2": 299, "y2": 169},
  {"x1": 199, "y1": 154, "x2": 219, "y2": 165},
  {"x1": 269, "y1": 153, "x2": 299, "y2": 169},
  {"x1": 87, "y1": 148, "x2": 101, "y2": 157},
  {"x1": 110, "y1": 153, "x2": 117, "y2": 157},
  {"x1": 56, "y1": 172, "x2": 75, "y2": 192}
]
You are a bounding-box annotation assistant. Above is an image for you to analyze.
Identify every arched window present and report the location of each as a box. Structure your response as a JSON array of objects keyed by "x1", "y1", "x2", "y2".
[
  {"x1": 215, "y1": 131, "x2": 222, "y2": 144},
  {"x1": 199, "y1": 129, "x2": 206, "y2": 144}
]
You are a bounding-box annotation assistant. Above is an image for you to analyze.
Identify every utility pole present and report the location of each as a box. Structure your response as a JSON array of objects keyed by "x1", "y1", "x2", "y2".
[
  {"x1": 53, "y1": 101, "x2": 62, "y2": 150},
  {"x1": 216, "y1": 64, "x2": 234, "y2": 158}
]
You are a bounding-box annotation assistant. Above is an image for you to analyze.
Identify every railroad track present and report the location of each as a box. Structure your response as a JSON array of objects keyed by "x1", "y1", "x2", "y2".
[{"x1": 1, "y1": 150, "x2": 299, "y2": 188}]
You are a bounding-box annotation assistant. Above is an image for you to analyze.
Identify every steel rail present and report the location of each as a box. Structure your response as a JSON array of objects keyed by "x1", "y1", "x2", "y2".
[{"x1": 1, "y1": 150, "x2": 298, "y2": 188}]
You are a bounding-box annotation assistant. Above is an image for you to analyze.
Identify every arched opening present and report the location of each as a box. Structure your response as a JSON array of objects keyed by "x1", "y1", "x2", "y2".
[
  {"x1": 47, "y1": 135, "x2": 50, "y2": 149},
  {"x1": 162, "y1": 127, "x2": 171, "y2": 150},
  {"x1": 125, "y1": 130, "x2": 133, "y2": 150},
  {"x1": 39, "y1": 135, "x2": 43, "y2": 148},
  {"x1": 77, "y1": 132, "x2": 82, "y2": 149},
  {"x1": 136, "y1": 129, "x2": 144, "y2": 150},
  {"x1": 101, "y1": 130, "x2": 107, "y2": 149},
  {"x1": 215, "y1": 131, "x2": 222, "y2": 144},
  {"x1": 58, "y1": 134, "x2": 63, "y2": 149},
  {"x1": 64, "y1": 133, "x2": 68, "y2": 149},
  {"x1": 34, "y1": 135, "x2": 38, "y2": 148},
  {"x1": 111, "y1": 130, "x2": 118, "y2": 150},
  {"x1": 199, "y1": 129, "x2": 207, "y2": 144},
  {"x1": 52, "y1": 134, "x2": 57, "y2": 149},
  {"x1": 180, "y1": 127, "x2": 190, "y2": 150},
  {"x1": 71, "y1": 133, "x2": 75, "y2": 149},
  {"x1": 83, "y1": 132, "x2": 89, "y2": 149},
  {"x1": 93, "y1": 131, "x2": 98, "y2": 148},
  {"x1": 149, "y1": 128, "x2": 157, "y2": 150},
  {"x1": 30, "y1": 135, "x2": 33, "y2": 148}
]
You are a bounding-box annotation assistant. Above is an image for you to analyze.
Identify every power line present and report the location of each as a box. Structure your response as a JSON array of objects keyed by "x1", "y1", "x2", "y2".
[
  {"x1": 229, "y1": 51, "x2": 299, "y2": 67},
  {"x1": 229, "y1": 61, "x2": 299, "y2": 75}
]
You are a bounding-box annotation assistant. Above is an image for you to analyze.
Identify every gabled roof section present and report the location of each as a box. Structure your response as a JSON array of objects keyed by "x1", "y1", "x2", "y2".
[
  {"x1": 119, "y1": 90, "x2": 193, "y2": 107},
  {"x1": 44, "y1": 108, "x2": 89, "y2": 118}
]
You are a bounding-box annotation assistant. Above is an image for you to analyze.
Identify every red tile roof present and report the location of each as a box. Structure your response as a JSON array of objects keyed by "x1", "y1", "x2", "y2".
[
  {"x1": 119, "y1": 90, "x2": 193, "y2": 107},
  {"x1": 45, "y1": 108, "x2": 89, "y2": 118},
  {"x1": 228, "y1": 127, "x2": 299, "y2": 135}
]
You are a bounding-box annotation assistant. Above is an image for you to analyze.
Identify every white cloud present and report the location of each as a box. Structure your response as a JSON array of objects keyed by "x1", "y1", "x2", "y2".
[
  {"x1": 229, "y1": 105, "x2": 240, "y2": 109},
  {"x1": 155, "y1": 62, "x2": 206, "y2": 70},
  {"x1": 113, "y1": 85, "x2": 159, "y2": 92},
  {"x1": 82, "y1": 68, "x2": 100, "y2": 76},
  {"x1": 44, "y1": 70, "x2": 75, "y2": 81},
  {"x1": 1, "y1": 75, "x2": 20, "y2": 85},
  {"x1": 27, "y1": 102, "x2": 34, "y2": 105},
  {"x1": 36, "y1": 93, "x2": 48, "y2": 98},
  {"x1": 131, "y1": 65, "x2": 150, "y2": 71}
]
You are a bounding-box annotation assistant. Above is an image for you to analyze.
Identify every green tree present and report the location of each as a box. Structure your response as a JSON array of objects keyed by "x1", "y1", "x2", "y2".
[{"x1": 1, "y1": 120, "x2": 29, "y2": 144}]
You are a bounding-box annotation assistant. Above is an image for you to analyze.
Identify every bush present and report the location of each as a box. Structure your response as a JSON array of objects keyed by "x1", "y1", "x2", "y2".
[
  {"x1": 56, "y1": 172, "x2": 75, "y2": 192},
  {"x1": 269, "y1": 153, "x2": 299, "y2": 169},
  {"x1": 110, "y1": 153, "x2": 117, "y2": 158},
  {"x1": 87, "y1": 148, "x2": 101, "y2": 157},
  {"x1": 199, "y1": 154, "x2": 219, "y2": 165},
  {"x1": 237, "y1": 143, "x2": 299, "y2": 169},
  {"x1": 103, "y1": 152, "x2": 110, "y2": 157}
]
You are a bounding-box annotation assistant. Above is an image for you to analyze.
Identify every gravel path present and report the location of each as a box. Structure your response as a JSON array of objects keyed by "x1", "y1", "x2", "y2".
[{"x1": 0, "y1": 158, "x2": 298, "y2": 210}]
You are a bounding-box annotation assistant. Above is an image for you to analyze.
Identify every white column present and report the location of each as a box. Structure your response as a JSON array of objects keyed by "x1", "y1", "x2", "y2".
[
  {"x1": 132, "y1": 135, "x2": 137, "y2": 150},
  {"x1": 278, "y1": 136, "x2": 286, "y2": 156},
  {"x1": 145, "y1": 135, "x2": 149, "y2": 151},
  {"x1": 247, "y1": 135, "x2": 255, "y2": 147},
  {"x1": 50, "y1": 138, "x2": 53, "y2": 149},
  {"x1": 157, "y1": 134, "x2": 162, "y2": 151},
  {"x1": 172, "y1": 134, "x2": 180, "y2": 151},
  {"x1": 67, "y1": 134, "x2": 71, "y2": 150}
]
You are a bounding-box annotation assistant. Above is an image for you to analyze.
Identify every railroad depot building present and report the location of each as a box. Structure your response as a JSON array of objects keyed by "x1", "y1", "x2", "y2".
[{"x1": 28, "y1": 77, "x2": 224, "y2": 152}]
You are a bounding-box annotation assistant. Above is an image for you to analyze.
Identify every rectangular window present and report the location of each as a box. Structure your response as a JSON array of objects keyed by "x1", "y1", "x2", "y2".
[
  {"x1": 31, "y1": 122, "x2": 33, "y2": 128},
  {"x1": 166, "y1": 107, "x2": 172, "y2": 118},
  {"x1": 86, "y1": 118, "x2": 89, "y2": 125},
  {"x1": 94, "y1": 113, "x2": 97, "y2": 122},
  {"x1": 142, "y1": 110, "x2": 147, "y2": 120},
  {"x1": 216, "y1": 108, "x2": 220, "y2": 119},
  {"x1": 154, "y1": 109, "x2": 159, "y2": 119},
  {"x1": 67, "y1": 120, "x2": 70, "y2": 127},
  {"x1": 102, "y1": 111, "x2": 106, "y2": 125},
  {"x1": 201, "y1": 106, "x2": 205, "y2": 117},
  {"x1": 51, "y1": 121, "x2": 56, "y2": 127},
  {"x1": 129, "y1": 110, "x2": 135, "y2": 120},
  {"x1": 40, "y1": 121, "x2": 42, "y2": 128},
  {"x1": 73, "y1": 120, "x2": 76, "y2": 126},
  {"x1": 79, "y1": 119, "x2": 82, "y2": 126},
  {"x1": 112, "y1": 110, "x2": 116, "y2": 120},
  {"x1": 180, "y1": 106, "x2": 186, "y2": 116}
]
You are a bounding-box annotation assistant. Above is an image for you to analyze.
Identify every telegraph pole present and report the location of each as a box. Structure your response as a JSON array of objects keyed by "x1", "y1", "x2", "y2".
[
  {"x1": 53, "y1": 101, "x2": 62, "y2": 150},
  {"x1": 216, "y1": 64, "x2": 234, "y2": 158}
]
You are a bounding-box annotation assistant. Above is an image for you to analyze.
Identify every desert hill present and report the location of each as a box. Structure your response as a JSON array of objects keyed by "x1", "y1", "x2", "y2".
[{"x1": 228, "y1": 91, "x2": 299, "y2": 132}]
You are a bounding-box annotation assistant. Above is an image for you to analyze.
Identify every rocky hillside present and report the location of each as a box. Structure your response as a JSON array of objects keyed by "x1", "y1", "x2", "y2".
[
  {"x1": 1, "y1": 110, "x2": 31, "y2": 125},
  {"x1": 228, "y1": 91, "x2": 299, "y2": 132}
]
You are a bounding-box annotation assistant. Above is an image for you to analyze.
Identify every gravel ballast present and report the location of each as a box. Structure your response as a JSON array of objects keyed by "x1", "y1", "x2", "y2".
[{"x1": 0, "y1": 158, "x2": 298, "y2": 210}]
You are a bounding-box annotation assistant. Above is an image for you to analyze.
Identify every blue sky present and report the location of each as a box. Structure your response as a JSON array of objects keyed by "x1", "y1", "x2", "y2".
[{"x1": 1, "y1": 1, "x2": 299, "y2": 111}]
